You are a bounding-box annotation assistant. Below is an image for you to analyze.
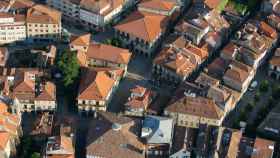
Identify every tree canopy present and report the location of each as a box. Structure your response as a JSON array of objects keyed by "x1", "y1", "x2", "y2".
[{"x1": 57, "y1": 50, "x2": 80, "y2": 87}]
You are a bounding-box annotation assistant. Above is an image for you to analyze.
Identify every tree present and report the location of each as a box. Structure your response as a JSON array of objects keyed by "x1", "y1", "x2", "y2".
[
  {"x1": 57, "y1": 50, "x2": 80, "y2": 87},
  {"x1": 272, "y1": 84, "x2": 280, "y2": 100},
  {"x1": 31, "y1": 152, "x2": 40, "y2": 158},
  {"x1": 259, "y1": 80, "x2": 269, "y2": 92},
  {"x1": 245, "y1": 102, "x2": 254, "y2": 112},
  {"x1": 254, "y1": 91, "x2": 260, "y2": 102},
  {"x1": 103, "y1": 38, "x2": 122, "y2": 47}
]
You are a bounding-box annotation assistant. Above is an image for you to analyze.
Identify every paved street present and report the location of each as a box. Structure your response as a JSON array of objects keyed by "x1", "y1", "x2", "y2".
[{"x1": 223, "y1": 64, "x2": 280, "y2": 128}]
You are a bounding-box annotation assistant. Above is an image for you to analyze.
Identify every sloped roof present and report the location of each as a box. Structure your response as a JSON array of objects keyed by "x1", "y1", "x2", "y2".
[
  {"x1": 35, "y1": 82, "x2": 56, "y2": 101},
  {"x1": 166, "y1": 96, "x2": 224, "y2": 120},
  {"x1": 270, "y1": 56, "x2": 280, "y2": 67},
  {"x1": 251, "y1": 137, "x2": 275, "y2": 158},
  {"x1": 0, "y1": 132, "x2": 10, "y2": 150},
  {"x1": 115, "y1": 11, "x2": 168, "y2": 42},
  {"x1": 70, "y1": 33, "x2": 91, "y2": 47},
  {"x1": 78, "y1": 68, "x2": 123, "y2": 100},
  {"x1": 13, "y1": 70, "x2": 36, "y2": 93},
  {"x1": 27, "y1": 4, "x2": 61, "y2": 24},
  {"x1": 139, "y1": 0, "x2": 176, "y2": 11},
  {"x1": 86, "y1": 112, "x2": 144, "y2": 158},
  {"x1": 86, "y1": 43, "x2": 131, "y2": 65},
  {"x1": 226, "y1": 130, "x2": 242, "y2": 158}
]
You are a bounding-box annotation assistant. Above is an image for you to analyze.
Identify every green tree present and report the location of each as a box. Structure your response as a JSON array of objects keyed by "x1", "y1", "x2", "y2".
[
  {"x1": 104, "y1": 38, "x2": 122, "y2": 47},
  {"x1": 259, "y1": 80, "x2": 269, "y2": 92},
  {"x1": 245, "y1": 102, "x2": 254, "y2": 112},
  {"x1": 57, "y1": 50, "x2": 80, "y2": 87},
  {"x1": 254, "y1": 91, "x2": 260, "y2": 102},
  {"x1": 272, "y1": 84, "x2": 280, "y2": 100},
  {"x1": 31, "y1": 152, "x2": 40, "y2": 158}
]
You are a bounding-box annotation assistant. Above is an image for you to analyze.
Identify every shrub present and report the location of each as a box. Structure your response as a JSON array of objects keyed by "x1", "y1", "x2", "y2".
[{"x1": 259, "y1": 80, "x2": 269, "y2": 92}]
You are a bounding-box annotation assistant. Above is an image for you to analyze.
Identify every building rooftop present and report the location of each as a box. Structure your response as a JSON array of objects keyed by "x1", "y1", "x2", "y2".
[
  {"x1": 125, "y1": 85, "x2": 155, "y2": 109},
  {"x1": 166, "y1": 95, "x2": 224, "y2": 120},
  {"x1": 70, "y1": 33, "x2": 91, "y2": 48},
  {"x1": 223, "y1": 60, "x2": 252, "y2": 84},
  {"x1": 251, "y1": 137, "x2": 275, "y2": 158},
  {"x1": 46, "y1": 135, "x2": 75, "y2": 157},
  {"x1": 86, "y1": 112, "x2": 144, "y2": 158},
  {"x1": 115, "y1": 10, "x2": 168, "y2": 42},
  {"x1": 195, "y1": 72, "x2": 220, "y2": 87},
  {"x1": 154, "y1": 46, "x2": 198, "y2": 78},
  {"x1": 78, "y1": 67, "x2": 123, "y2": 101},
  {"x1": 138, "y1": 0, "x2": 177, "y2": 12},
  {"x1": 141, "y1": 115, "x2": 173, "y2": 144},
  {"x1": 86, "y1": 43, "x2": 131, "y2": 65},
  {"x1": 27, "y1": 4, "x2": 61, "y2": 24},
  {"x1": 206, "y1": 57, "x2": 229, "y2": 79}
]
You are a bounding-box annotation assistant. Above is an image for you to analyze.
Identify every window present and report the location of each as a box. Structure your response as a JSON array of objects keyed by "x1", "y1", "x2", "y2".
[{"x1": 24, "y1": 105, "x2": 27, "y2": 109}]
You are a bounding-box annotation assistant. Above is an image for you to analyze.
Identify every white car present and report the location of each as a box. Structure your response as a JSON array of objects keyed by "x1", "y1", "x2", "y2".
[{"x1": 249, "y1": 81, "x2": 258, "y2": 91}]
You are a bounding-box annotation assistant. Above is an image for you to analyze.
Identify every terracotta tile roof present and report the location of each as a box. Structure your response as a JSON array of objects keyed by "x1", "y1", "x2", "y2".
[
  {"x1": 86, "y1": 112, "x2": 144, "y2": 158},
  {"x1": 251, "y1": 138, "x2": 275, "y2": 158},
  {"x1": 0, "y1": 47, "x2": 8, "y2": 66},
  {"x1": 78, "y1": 68, "x2": 123, "y2": 100},
  {"x1": 125, "y1": 85, "x2": 154, "y2": 109},
  {"x1": 259, "y1": 21, "x2": 278, "y2": 39},
  {"x1": 166, "y1": 96, "x2": 224, "y2": 120},
  {"x1": 224, "y1": 67, "x2": 249, "y2": 84},
  {"x1": 270, "y1": 56, "x2": 280, "y2": 67},
  {"x1": 175, "y1": 20, "x2": 203, "y2": 37},
  {"x1": 206, "y1": 57, "x2": 229, "y2": 79},
  {"x1": 204, "y1": 0, "x2": 221, "y2": 9},
  {"x1": 131, "y1": 85, "x2": 146, "y2": 94},
  {"x1": 154, "y1": 46, "x2": 197, "y2": 77},
  {"x1": 0, "y1": 131, "x2": 10, "y2": 150},
  {"x1": 11, "y1": 0, "x2": 34, "y2": 10},
  {"x1": 70, "y1": 33, "x2": 91, "y2": 47},
  {"x1": 226, "y1": 130, "x2": 242, "y2": 158},
  {"x1": 46, "y1": 135, "x2": 74, "y2": 157},
  {"x1": 207, "y1": 85, "x2": 231, "y2": 105},
  {"x1": 139, "y1": 0, "x2": 176, "y2": 11},
  {"x1": 87, "y1": 43, "x2": 131, "y2": 65},
  {"x1": 195, "y1": 72, "x2": 220, "y2": 87},
  {"x1": 115, "y1": 11, "x2": 168, "y2": 42},
  {"x1": 221, "y1": 42, "x2": 239, "y2": 59},
  {"x1": 76, "y1": 51, "x2": 88, "y2": 67},
  {"x1": 0, "y1": 112, "x2": 20, "y2": 136},
  {"x1": 13, "y1": 70, "x2": 36, "y2": 94},
  {"x1": 27, "y1": 4, "x2": 61, "y2": 24},
  {"x1": 172, "y1": 36, "x2": 208, "y2": 61},
  {"x1": 35, "y1": 82, "x2": 56, "y2": 101},
  {"x1": 0, "y1": 102, "x2": 8, "y2": 114}
]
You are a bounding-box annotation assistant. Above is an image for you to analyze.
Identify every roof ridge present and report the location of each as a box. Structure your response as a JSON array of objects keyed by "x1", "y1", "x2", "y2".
[{"x1": 141, "y1": 15, "x2": 152, "y2": 41}]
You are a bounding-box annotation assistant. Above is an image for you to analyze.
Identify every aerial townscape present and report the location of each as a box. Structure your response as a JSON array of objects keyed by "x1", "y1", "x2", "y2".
[{"x1": 0, "y1": 0, "x2": 280, "y2": 158}]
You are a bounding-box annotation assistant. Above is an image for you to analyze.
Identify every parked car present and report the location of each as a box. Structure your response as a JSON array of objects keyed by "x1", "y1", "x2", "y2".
[{"x1": 249, "y1": 81, "x2": 258, "y2": 91}]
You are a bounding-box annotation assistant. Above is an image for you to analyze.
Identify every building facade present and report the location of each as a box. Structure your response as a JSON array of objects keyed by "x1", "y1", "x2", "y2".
[{"x1": 0, "y1": 13, "x2": 26, "y2": 45}]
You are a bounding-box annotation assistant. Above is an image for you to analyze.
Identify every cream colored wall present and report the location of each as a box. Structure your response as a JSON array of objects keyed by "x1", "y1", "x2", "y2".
[
  {"x1": 34, "y1": 100, "x2": 56, "y2": 110},
  {"x1": 0, "y1": 22, "x2": 26, "y2": 44},
  {"x1": 27, "y1": 23, "x2": 61, "y2": 39}
]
